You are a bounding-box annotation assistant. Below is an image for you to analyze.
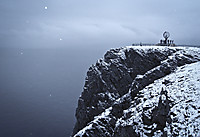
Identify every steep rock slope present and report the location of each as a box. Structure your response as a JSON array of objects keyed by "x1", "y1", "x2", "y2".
[
  {"x1": 72, "y1": 46, "x2": 200, "y2": 136},
  {"x1": 114, "y1": 62, "x2": 200, "y2": 136}
]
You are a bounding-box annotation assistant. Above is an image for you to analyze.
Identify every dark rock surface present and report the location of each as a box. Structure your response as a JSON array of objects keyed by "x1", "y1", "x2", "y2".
[{"x1": 72, "y1": 46, "x2": 200, "y2": 137}]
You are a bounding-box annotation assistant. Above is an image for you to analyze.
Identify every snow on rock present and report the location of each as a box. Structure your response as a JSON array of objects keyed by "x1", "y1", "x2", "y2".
[
  {"x1": 72, "y1": 46, "x2": 200, "y2": 136},
  {"x1": 115, "y1": 62, "x2": 200, "y2": 136}
]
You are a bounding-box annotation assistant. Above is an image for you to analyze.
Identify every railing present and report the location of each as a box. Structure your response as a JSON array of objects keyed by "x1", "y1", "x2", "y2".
[
  {"x1": 131, "y1": 43, "x2": 156, "y2": 46},
  {"x1": 131, "y1": 43, "x2": 200, "y2": 48}
]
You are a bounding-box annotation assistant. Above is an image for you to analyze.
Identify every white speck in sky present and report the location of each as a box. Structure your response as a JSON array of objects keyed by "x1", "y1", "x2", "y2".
[
  {"x1": 20, "y1": 52, "x2": 23, "y2": 55},
  {"x1": 50, "y1": 94, "x2": 52, "y2": 97},
  {"x1": 59, "y1": 38, "x2": 63, "y2": 41},
  {"x1": 44, "y1": 6, "x2": 48, "y2": 10}
]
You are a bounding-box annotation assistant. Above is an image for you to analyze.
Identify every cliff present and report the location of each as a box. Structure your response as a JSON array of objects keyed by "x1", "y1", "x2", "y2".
[{"x1": 72, "y1": 46, "x2": 200, "y2": 137}]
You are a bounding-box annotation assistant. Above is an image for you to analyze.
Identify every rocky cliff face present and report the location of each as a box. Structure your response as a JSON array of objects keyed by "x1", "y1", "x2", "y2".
[{"x1": 72, "y1": 46, "x2": 200, "y2": 137}]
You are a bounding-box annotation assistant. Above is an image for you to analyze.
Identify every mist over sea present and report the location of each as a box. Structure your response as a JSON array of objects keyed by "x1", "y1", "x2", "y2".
[{"x1": 0, "y1": 47, "x2": 107, "y2": 137}]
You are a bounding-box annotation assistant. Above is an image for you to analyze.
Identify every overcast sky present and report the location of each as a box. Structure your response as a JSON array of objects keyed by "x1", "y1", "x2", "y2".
[{"x1": 0, "y1": 0, "x2": 200, "y2": 49}]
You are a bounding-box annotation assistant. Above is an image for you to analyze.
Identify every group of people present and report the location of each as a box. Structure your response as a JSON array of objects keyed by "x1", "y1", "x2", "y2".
[{"x1": 160, "y1": 39, "x2": 175, "y2": 46}]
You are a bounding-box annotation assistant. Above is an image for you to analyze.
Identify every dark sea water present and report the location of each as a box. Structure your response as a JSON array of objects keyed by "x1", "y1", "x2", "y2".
[{"x1": 0, "y1": 47, "x2": 107, "y2": 137}]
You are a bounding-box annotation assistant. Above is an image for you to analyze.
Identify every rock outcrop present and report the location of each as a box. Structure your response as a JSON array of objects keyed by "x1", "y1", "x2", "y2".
[{"x1": 72, "y1": 46, "x2": 200, "y2": 137}]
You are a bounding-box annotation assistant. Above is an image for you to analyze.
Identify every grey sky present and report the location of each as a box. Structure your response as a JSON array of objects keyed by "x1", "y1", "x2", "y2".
[{"x1": 0, "y1": 0, "x2": 200, "y2": 49}]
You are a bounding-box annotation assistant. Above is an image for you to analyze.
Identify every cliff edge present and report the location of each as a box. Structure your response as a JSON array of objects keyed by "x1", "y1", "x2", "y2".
[{"x1": 72, "y1": 46, "x2": 200, "y2": 137}]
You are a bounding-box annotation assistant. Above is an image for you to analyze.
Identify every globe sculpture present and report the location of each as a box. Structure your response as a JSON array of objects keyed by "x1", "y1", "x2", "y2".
[
  {"x1": 163, "y1": 31, "x2": 170, "y2": 40},
  {"x1": 158, "y1": 31, "x2": 174, "y2": 46}
]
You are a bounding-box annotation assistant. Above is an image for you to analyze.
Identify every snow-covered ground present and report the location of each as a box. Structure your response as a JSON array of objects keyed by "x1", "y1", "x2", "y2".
[{"x1": 117, "y1": 61, "x2": 200, "y2": 136}]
